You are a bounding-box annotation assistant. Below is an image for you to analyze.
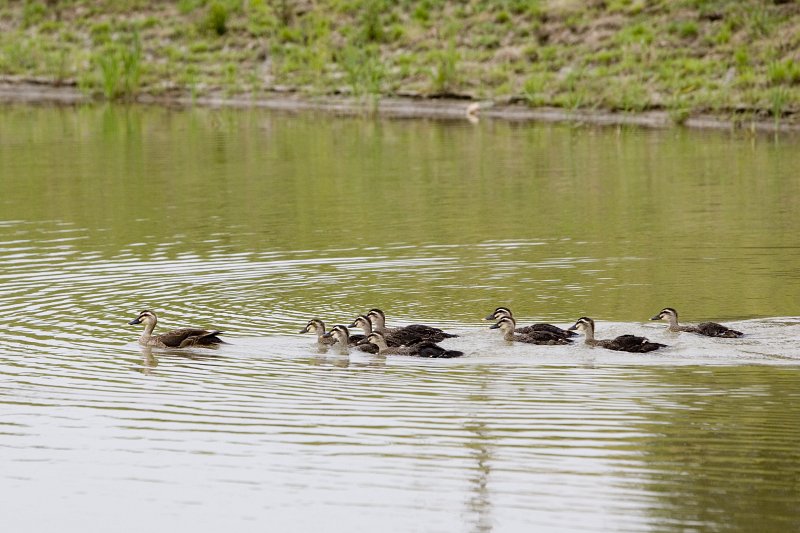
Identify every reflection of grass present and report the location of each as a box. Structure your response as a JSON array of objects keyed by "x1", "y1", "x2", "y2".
[
  {"x1": 770, "y1": 88, "x2": 789, "y2": 128},
  {"x1": 0, "y1": 0, "x2": 798, "y2": 122}
]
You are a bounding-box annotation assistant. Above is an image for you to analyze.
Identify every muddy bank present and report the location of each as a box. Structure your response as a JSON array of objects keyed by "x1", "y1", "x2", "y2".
[{"x1": 1, "y1": 79, "x2": 797, "y2": 134}]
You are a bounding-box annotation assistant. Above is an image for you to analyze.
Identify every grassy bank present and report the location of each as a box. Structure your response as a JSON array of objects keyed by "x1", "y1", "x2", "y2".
[{"x1": 1, "y1": 0, "x2": 799, "y2": 124}]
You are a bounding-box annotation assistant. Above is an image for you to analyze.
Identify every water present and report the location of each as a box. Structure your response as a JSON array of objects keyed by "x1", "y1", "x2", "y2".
[{"x1": 1, "y1": 105, "x2": 799, "y2": 532}]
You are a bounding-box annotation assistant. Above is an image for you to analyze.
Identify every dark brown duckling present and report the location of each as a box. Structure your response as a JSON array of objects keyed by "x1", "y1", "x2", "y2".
[
  {"x1": 650, "y1": 308, "x2": 743, "y2": 338},
  {"x1": 485, "y1": 307, "x2": 576, "y2": 338},
  {"x1": 366, "y1": 308, "x2": 458, "y2": 345},
  {"x1": 568, "y1": 317, "x2": 666, "y2": 353},
  {"x1": 490, "y1": 316, "x2": 572, "y2": 345},
  {"x1": 128, "y1": 310, "x2": 224, "y2": 348},
  {"x1": 362, "y1": 332, "x2": 464, "y2": 359}
]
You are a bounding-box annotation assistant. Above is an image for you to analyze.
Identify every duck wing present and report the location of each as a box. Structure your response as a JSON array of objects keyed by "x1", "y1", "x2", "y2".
[
  {"x1": 514, "y1": 331, "x2": 572, "y2": 345},
  {"x1": 156, "y1": 328, "x2": 224, "y2": 348},
  {"x1": 399, "y1": 324, "x2": 458, "y2": 342},
  {"x1": 516, "y1": 323, "x2": 577, "y2": 338},
  {"x1": 605, "y1": 334, "x2": 666, "y2": 353},
  {"x1": 410, "y1": 342, "x2": 464, "y2": 359},
  {"x1": 356, "y1": 342, "x2": 379, "y2": 354},
  {"x1": 696, "y1": 322, "x2": 743, "y2": 338},
  {"x1": 348, "y1": 334, "x2": 367, "y2": 345}
]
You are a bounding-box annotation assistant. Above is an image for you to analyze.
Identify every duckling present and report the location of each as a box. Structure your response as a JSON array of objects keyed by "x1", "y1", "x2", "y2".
[
  {"x1": 366, "y1": 308, "x2": 458, "y2": 345},
  {"x1": 485, "y1": 307, "x2": 576, "y2": 338},
  {"x1": 490, "y1": 316, "x2": 572, "y2": 345},
  {"x1": 568, "y1": 317, "x2": 666, "y2": 353},
  {"x1": 650, "y1": 308, "x2": 743, "y2": 338},
  {"x1": 322, "y1": 325, "x2": 378, "y2": 354},
  {"x1": 300, "y1": 318, "x2": 368, "y2": 346},
  {"x1": 362, "y1": 332, "x2": 464, "y2": 358},
  {"x1": 128, "y1": 310, "x2": 224, "y2": 348}
]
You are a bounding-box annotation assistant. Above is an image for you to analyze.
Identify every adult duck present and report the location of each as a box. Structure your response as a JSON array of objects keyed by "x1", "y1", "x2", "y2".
[{"x1": 128, "y1": 310, "x2": 224, "y2": 348}]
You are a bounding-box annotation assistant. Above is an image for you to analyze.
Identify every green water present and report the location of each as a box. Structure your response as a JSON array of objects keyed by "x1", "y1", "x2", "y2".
[{"x1": 1, "y1": 105, "x2": 799, "y2": 532}]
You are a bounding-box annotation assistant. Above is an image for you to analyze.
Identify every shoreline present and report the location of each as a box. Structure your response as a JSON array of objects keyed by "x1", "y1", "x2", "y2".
[{"x1": 1, "y1": 78, "x2": 797, "y2": 134}]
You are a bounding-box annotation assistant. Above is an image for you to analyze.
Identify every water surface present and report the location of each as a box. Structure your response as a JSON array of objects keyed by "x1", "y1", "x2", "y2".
[{"x1": 1, "y1": 105, "x2": 799, "y2": 532}]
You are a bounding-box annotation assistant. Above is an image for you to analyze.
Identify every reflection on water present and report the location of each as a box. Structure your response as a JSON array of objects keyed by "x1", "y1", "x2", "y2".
[{"x1": 1, "y1": 105, "x2": 800, "y2": 532}]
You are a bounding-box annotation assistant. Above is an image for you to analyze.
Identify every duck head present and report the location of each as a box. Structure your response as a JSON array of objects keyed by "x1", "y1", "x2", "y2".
[
  {"x1": 489, "y1": 316, "x2": 516, "y2": 334},
  {"x1": 348, "y1": 315, "x2": 373, "y2": 333},
  {"x1": 299, "y1": 319, "x2": 326, "y2": 335},
  {"x1": 366, "y1": 308, "x2": 387, "y2": 328},
  {"x1": 485, "y1": 307, "x2": 513, "y2": 321},
  {"x1": 651, "y1": 308, "x2": 678, "y2": 322},
  {"x1": 364, "y1": 332, "x2": 388, "y2": 350},
  {"x1": 323, "y1": 325, "x2": 350, "y2": 345},
  {"x1": 568, "y1": 316, "x2": 595, "y2": 334},
  {"x1": 129, "y1": 310, "x2": 157, "y2": 326}
]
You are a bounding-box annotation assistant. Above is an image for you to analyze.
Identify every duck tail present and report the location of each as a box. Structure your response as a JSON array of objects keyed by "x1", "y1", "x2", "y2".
[{"x1": 202, "y1": 331, "x2": 226, "y2": 344}]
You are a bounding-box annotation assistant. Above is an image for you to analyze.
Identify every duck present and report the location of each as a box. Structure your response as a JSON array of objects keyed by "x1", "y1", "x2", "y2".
[
  {"x1": 366, "y1": 308, "x2": 458, "y2": 345},
  {"x1": 299, "y1": 318, "x2": 368, "y2": 346},
  {"x1": 322, "y1": 325, "x2": 379, "y2": 354},
  {"x1": 485, "y1": 307, "x2": 576, "y2": 339},
  {"x1": 361, "y1": 332, "x2": 464, "y2": 358},
  {"x1": 489, "y1": 316, "x2": 572, "y2": 345},
  {"x1": 568, "y1": 317, "x2": 666, "y2": 353},
  {"x1": 650, "y1": 308, "x2": 743, "y2": 338},
  {"x1": 128, "y1": 310, "x2": 224, "y2": 348}
]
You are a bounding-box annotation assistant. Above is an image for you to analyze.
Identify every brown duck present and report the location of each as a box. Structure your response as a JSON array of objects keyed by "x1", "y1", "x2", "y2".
[{"x1": 128, "y1": 310, "x2": 224, "y2": 348}]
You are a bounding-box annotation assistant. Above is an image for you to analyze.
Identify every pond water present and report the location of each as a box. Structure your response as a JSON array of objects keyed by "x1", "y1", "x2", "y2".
[{"x1": 1, "y1": 105, "x2": 799, "y2": 532}]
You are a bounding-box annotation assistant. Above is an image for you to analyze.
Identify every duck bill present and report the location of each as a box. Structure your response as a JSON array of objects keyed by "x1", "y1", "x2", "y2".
[
  {"x1": 484, "y1": 313, "x2": 497, "y2": 321},
  {"x1": 649, "y1": 315, "x2": 662, "y2": 321},
  {"x1": 298, "y1": 327, "x2": 310, "y2": 334},
  {"x1": 346, "y1": 322, "x2": 357, "y2": 328},
  {"x1": 567, "y1": 324, "x2": 578, "y2": 331},
  {"x1": 128, "y1": 318, "x2": 142, "y2": 325},
  {"x1": 489, "y1": 323, "x2": 500, "y2": 329}
]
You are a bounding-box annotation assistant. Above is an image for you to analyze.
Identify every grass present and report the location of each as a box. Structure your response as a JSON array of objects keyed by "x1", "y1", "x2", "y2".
[
  {"x1": 0, "y1": 0, "x2": 798, "y2": 123},
  {"x1": 92, "y1": 34, "x2": 143, "y2": 100}
]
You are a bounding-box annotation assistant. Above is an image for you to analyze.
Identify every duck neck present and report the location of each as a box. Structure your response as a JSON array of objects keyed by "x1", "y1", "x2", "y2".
[
  {"x1": 371, "y1": 315, "x2": 387, "y2": 334},
  {"x1": 666, "y1": 314, "x2": 680, "y2": 331},
  {"x1": 503, "y1": 330, "x2": 516, "y2": 341},
  {"x1": 582, "y1": 325, "x2": 597, "y2": 345},
  {"x1": 358, "y1": 320, "x2": 373, "y2": 335},
  {"x1": 139, "y1": 322, "x2": 156, "y2": 344},
  {"x1": 373, "y1": 337, "x2": 390, "y2": 352}
]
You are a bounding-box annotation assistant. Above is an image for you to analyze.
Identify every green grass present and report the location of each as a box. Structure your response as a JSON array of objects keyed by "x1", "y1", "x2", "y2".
[{"x1": 0, "y1": 0, "x2": 798, "y2": 122}]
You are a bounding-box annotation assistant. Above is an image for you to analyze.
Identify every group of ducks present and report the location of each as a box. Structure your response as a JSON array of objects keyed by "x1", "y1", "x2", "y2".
[{"x1": 128, "y1": 306, "x2": 744, "y2": 356}]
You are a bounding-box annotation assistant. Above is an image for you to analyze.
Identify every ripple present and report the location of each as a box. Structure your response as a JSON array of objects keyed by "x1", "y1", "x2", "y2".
[{"x1": 1, "y1": 227, "x2": 800, "y2": 533}]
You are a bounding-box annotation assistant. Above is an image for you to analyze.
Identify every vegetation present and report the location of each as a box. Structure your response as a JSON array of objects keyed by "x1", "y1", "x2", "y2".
[{"x1": 1, "y1": 0, "x2": 799, "y2": 123}]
